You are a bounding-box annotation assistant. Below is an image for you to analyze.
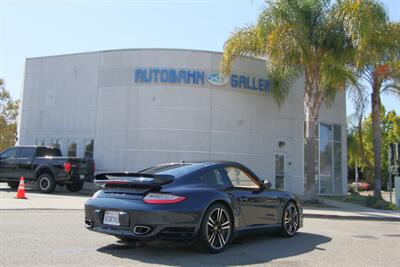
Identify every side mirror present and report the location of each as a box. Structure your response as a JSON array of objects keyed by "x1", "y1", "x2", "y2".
[{"x1": 261, "y1": 180, "x2": 272, "y2": 190}]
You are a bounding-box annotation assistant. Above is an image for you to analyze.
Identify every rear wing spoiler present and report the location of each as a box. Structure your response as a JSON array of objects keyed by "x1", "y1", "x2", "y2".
[{"x1": 94, "y1": 172, "x2": 174, "y2": 188}]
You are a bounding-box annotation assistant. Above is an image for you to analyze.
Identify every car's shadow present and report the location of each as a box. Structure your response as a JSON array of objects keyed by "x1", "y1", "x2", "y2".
[{"x1": 97, "y1": 232, "x2": 332, "y2": 266}]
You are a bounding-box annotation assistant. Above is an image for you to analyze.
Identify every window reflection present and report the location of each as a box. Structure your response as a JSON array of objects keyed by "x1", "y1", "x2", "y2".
[
  {"x1": 51, "y1": 139, "x2": 61, "y2": 149},
  {"x1": 84, "y1": 139, "x2": 94, "y2": 159},
  {"x1": 320, "y1": 123, "x2": 332, "y2": 141},
  {"x1": 68, "y1": 140, "x2": 77, "y2": 157},
  {"x1": 306, "y1": 123, "x2": 342, "y2": 194}
]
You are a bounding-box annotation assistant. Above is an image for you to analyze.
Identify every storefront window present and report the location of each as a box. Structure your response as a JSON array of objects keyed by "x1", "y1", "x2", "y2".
[
  {"x1": 334, "y1": 142, "x2": 342, "y2": 194},
  {"x1": 84, "y1": 139, "x2": 94, "y2": 159},
  {"x1": 320, "y1": 123, "x2": 332, "y2": 141},
  {"x1": 36, "y1": 138, "x2": 46, "y2": 146},
  {"x1": 51, "y1": 139, "x2": 61, "y2": 149},
  {"x1": 319, "y1": 141, "x2": 332, "y2": 176},
  {"x1": 275, "y1": 153, "x2": 285, "y2": 190},
  {"x1": 333, "y1": 125, "x2": 342, "y2": 142},
  {"x1": 306, "y1": 122, "x2": 343, "y2": 194},
  {"x1": 67, "y1": 140, "x2": 77, "y2": 157}
]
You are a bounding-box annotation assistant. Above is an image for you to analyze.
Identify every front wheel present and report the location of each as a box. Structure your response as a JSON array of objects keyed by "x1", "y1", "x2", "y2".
[
  {"x1": 280, "y1": 201, "x2": 299, "y2": 237},
  {"x1": 37, "y1": 173, "x2": 56, "y2": 193},
  {"x1": 66, "y1": 181, "x2": 84, "y2": 192},
  {"x1": 195, "y1": 203, "x2": 232, "y2": 253}
]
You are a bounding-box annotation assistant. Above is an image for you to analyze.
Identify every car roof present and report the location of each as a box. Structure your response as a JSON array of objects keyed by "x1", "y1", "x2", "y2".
[
  {"x1": 150, "y1": 161, "x2": 258, "y2": 178},
  {"x1": 10, "y1": 145, "x2": 59, "y2": 150},
  {"x1": 153, "y1": 160, "x2": 241, "y2": 168}
]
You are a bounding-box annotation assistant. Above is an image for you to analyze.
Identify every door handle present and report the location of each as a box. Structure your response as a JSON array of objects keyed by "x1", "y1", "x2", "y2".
[{"x1": 240, "y1": 196, "x2": 249, "y2": 201}]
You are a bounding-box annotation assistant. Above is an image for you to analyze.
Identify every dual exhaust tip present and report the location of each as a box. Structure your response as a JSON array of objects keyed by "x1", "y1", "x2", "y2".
[
  {"x1": 85, "y1": 218, "x2": 151, "y2": 235},
  {"x1": 133, "y1": 225, "x2": 151, "y2": 235},
  {"x1": 85, "y1": 219, "x2": 93, "y2": 228}
]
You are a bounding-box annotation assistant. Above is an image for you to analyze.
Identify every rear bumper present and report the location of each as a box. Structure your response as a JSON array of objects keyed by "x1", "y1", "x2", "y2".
[
  {"x1": 59, "y1": 174, "x2": 94, "y2": 183},
  {"x1": 84, "y1": 198, "x2": 203, "y2": 243}
]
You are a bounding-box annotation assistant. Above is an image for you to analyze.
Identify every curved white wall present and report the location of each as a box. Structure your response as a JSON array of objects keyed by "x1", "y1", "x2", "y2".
[{"x1": 19, "y1": 49, "x2": 347, "y2": 194}]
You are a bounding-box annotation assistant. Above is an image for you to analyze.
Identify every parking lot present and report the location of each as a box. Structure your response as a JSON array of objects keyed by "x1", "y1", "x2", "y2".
[{"x1": 0, "y1": 184, "x2": 399, "y2": 267}]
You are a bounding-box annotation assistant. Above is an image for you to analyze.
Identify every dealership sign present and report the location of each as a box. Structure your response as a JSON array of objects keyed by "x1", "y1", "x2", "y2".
[{"x1": 134, "y1": 68, "x2": 270, "y2": 93}]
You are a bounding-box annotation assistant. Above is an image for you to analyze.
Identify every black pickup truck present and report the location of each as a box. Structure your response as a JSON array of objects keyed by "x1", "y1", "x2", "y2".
[{"x1": 0, "y1": 146, "x2": 95, "y2": 193}]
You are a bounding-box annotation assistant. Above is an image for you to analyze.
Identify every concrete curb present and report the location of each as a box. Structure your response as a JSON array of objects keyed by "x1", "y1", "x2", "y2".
[{"x1": 304, "y1": 213, "x2": 400, "y2": 222}]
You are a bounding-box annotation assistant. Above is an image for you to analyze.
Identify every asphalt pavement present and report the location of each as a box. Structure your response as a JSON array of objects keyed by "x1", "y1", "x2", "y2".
[{"x1": 1, "y1": 210, "x2": 399, "y2": 267}]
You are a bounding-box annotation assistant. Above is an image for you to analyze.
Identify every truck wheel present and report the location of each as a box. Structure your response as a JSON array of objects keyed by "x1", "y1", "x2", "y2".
[
  {"x1": 7, "y1": 181, "x2": 19, "y2": 189},
  {"x1": 66, "y1": 181, "x2": 84, "y2": 192},
  {"x1": 37, "y1": 173, "x2": 56, "y2": 193}
]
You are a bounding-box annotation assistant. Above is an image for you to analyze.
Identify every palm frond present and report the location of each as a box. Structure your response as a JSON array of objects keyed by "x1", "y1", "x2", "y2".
[
  {"x1": 267, "y1": 63, "x2": 301, "y2": 106},
  {"x1": 220, "y1": 26, "x2": 266, "y2": 75}
]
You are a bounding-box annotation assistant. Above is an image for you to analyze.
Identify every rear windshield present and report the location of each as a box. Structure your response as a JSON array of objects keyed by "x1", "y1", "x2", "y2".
[
  {"x1": 35, "y1": 147, "x2": 62, "y2": 157},
  {"x1": 139, "y1": 163, "x2": 202, "y2": 178}
]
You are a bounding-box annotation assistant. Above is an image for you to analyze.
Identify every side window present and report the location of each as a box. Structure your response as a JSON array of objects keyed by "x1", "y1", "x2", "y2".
[
  {"x1": 36, "y1": 147, "x2": 62, "y2": 157},
  {"x1": 0, "y1": 148, "x2": 17, "y2": 159},
  {"x1": 199, "y1": 169, "x2": 232, "y2": 188},
  {"x1": 224, "y1": 167, "x2": 259, "y2": 189},
  {"x1": 16, "y1": 147, "x2": 35, "y2": 158}
]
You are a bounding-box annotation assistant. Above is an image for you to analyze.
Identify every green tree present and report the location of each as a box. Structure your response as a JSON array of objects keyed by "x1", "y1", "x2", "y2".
[
  {"x1": 220, "y1": 0, "x2": 381, "y2": 199},
  {"x1": 348, "y1": 108, "x2": 400, "y2": 187},
  {"x1": 337, "y1": 0, "x2": 400, "y2": 198},
  {"x1": 0, "y1": 79, "x2": 20, "y2": 151}
]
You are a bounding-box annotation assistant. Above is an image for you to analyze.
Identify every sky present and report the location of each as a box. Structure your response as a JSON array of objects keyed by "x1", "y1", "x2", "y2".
[{"x1": 1, "y1": 0, "x2": 399, "y2": 117}]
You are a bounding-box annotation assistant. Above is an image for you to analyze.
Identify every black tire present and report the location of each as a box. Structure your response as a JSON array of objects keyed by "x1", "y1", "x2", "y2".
[
  {"x1": 195, "y1": 203, "x2": 233, "y2": 253},
  {"x1": 37, "y1": 173, "x2": 56, "y2": 193},
  {"x1": 280, "y1": 201, "x2": 299, "y2": 237},
  {"x1": 7, "y1": 181, "x2": 19, "y2": 189},
  {"x1": 66, "y1": 181, "x2": 84, "y2": 192}
]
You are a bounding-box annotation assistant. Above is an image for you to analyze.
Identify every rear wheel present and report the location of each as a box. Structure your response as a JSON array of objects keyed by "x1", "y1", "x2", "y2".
[
  {"x1": 7, "y1": 181, "x2": 19, "y2": 189},
  {"x1": 66, "y1": 181, "x2": 84, "y2": 192},
  {"x1": 37, "y1": 173, "x2": 56, "y2": 193},
  {"x1": 195, "y1": 203, "x2": 232, "y2": 253},
  {"x1": 280, "y1": 201, "x2": 299, "y2": 237}
]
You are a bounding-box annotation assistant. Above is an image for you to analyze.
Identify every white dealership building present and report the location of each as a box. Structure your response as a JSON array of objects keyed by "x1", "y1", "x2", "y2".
[{"x1": 19, "y1": 48, "x2": 347, "y2": 195}]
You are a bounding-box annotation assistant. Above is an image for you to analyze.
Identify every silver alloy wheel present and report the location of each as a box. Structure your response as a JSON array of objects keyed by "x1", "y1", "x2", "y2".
[
  {"x1": 40, "y1": 176, "x2": 51, "y2": 191},
  {"x1": 206, "y1": 208, "x2": 231, "y2": 250},
  {"x1": 284, "y1": 203, "x2": 299, "y2": 236}
]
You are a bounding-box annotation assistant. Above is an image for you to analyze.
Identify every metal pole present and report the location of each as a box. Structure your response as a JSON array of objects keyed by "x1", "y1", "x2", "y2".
[
  {"x1": 389, "y1": 145, "x2": 392, "y2": 204},
  {"x1": 392, "y1": 143, "x2": 399, "y2": 204},
  {"x1": 355, "y1": 161, "x2": 358, "y2": 193}
]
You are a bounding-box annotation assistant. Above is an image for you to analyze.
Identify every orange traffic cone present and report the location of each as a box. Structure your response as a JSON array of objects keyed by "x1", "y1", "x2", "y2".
[{"x1": 15, "y1": 176, "x2": 27, "y2": 199}]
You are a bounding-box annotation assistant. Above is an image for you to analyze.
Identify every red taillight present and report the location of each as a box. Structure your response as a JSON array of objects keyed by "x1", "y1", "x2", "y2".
[
  {"x1": 143, "y1": 193, "x2": 186, "y2": 204},
  {"x1": 64, "y1": 162, "x2": 71, "y2": 173},
  {"x1": 105, "y1": 180, "x2": 129, "y2": 185}
]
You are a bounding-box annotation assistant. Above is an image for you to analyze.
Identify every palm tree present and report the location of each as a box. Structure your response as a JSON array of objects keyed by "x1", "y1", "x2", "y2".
[
  {"x1": 347, "y1": 79, "x2": 373, "y2": 180},
  {"x1": 221, "y1": 0, "x2": 394, "y2": 199},
  {"x1": 337, "y1": 1, "x2": 400, "y2": 198},
  {"x1": 220, "y1": 0, "x2": 386, "y2": 200}
]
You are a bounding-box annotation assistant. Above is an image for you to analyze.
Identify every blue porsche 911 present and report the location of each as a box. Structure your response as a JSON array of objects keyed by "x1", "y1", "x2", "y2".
[{"x1": 85, "y1": 161, "x2": 303, "y2": 253}]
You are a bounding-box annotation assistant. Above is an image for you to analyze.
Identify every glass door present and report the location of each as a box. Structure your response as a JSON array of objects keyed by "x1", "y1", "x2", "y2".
[{"x1": 274, "y1": 153, "x2": 286, "y2": 190}]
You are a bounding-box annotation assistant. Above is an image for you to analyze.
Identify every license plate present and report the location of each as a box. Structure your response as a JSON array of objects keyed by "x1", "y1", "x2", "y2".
[
  {"x1": 80, "y1": 175, "x2": 85, "y2": 180},
  {"x1": 103, "y1": 211, "x2": 120, "y2": 226}
]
